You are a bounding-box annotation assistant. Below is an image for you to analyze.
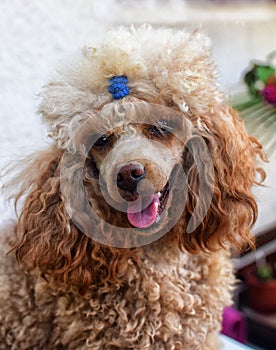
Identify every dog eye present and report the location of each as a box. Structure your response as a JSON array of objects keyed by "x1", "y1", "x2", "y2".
[
  {"x1": 148, "y1": 121, "x2": 172, "y2": 138},
  {"x1": 94, "y1": 134, "x2": 114, "y2": 148}
]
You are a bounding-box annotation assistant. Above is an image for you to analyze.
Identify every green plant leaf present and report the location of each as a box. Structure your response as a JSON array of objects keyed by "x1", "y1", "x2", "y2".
[
  {"x1": 257, "y1": 265, "x2": 273, "y2": 281},
  {"x1": 256, "y1": 65, "x2": 275, "y2": 84},
  {"x1": 244, "y1": 67, "x2": 258, "y2": 96}
]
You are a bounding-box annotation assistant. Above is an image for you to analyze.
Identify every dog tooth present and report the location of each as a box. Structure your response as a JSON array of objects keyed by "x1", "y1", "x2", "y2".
[
  {"x1": 156, "y1": 214, "x2": 160, "y2": 223},
  {"x1": 158, "y1": 192, "x2": 161, "y2": 198}
]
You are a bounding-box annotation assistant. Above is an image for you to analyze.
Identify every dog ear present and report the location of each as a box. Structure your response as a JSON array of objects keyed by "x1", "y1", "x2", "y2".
[
  {"x1": 10, "y1": 146, "x2": 85, "y2": 287},
  {"x1": 180, "y1": 106, "x2": 265, "y2": 253},
  {"x1": 10, "y1": 146, "x2": 131, "y2": 294}
]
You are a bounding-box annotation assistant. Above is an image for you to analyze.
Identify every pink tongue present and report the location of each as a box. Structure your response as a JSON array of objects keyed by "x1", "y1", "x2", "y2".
[{"x1": 127, "y1": 195, "x2": 160, "y2": 228}]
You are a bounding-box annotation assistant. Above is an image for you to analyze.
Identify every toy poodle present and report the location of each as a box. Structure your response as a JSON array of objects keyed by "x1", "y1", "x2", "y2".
[{"x1": 0, "y1": 26, "x2": 265, "y2": 349}]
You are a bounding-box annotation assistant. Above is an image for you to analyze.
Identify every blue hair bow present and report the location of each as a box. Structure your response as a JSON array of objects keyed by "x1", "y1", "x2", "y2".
[{"x1": 108, "y1": 75, "x2": 130, "y2": 99}]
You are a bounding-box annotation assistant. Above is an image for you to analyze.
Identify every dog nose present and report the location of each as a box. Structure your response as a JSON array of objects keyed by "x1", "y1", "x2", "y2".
[{"x1": 117, "y1": 163, "x2": 145, "y2": 191}]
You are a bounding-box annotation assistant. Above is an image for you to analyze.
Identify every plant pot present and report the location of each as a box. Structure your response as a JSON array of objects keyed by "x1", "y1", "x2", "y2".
[{"x1": 245, "y1": 267, "x2": 276, "y2": 313}]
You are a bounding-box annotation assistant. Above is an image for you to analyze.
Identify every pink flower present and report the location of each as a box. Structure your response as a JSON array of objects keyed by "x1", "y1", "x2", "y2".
[{"x1": 263, "y1": 83, "x2": 276, "y2": 105}]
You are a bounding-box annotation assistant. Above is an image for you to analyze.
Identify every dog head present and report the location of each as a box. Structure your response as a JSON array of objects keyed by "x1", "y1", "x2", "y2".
[
  {"x1": 66, "y1": 101, "x2": 193, "y2": 245},
  {"x1": 11, "y1": 26, "x2": 265, "y2": 293}
]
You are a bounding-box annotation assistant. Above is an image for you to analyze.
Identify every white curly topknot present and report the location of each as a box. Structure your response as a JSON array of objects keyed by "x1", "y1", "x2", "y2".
[{"x1": 39, "y1": 25, "x2": 223, "y2": 149}]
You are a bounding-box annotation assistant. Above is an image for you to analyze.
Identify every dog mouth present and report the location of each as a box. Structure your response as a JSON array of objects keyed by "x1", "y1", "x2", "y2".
[{"x1": 126, "y1": 182, "x2": 169, "y2": 228}]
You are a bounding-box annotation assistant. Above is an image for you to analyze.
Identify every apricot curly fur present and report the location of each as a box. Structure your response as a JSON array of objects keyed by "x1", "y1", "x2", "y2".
[{"x1": 0, "y1": 26, "x2": 265, "y2": 349}]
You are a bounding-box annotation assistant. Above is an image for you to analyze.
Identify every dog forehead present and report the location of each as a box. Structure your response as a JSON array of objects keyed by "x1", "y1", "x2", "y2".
[
  {"x1": 99, "y1": 101, "x2": 188, "y2": 132},
  {"x1": 116, "y1": 123, "x2": 140, "y2": 136}
]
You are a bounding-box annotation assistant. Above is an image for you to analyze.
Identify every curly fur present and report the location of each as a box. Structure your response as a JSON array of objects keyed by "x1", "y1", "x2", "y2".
[{"x1": 0, "y1": 26, "x2": 265, "y2": 349}]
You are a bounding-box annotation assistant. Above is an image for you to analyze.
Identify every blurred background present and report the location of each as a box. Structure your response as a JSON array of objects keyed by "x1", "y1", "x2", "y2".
[{"x1": 0, "y1": 1, "x2": 276, "y2": 349}]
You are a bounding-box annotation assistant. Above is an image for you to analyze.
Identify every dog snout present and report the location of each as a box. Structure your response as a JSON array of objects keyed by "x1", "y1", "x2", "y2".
[{"x1": 117, "y1": 163, "x2": 145, "y2": 192}]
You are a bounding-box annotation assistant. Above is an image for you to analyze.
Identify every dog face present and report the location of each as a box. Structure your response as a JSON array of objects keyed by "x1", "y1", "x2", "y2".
[
  {"x1": 87, "y1": 102, "x2": 188, "y2": 231},
  {"x1": 60, "y1": 101, "x2": 197, "y2": 249},
  {"x1": 91, "y1": 122, "x2": 177, "y2": 229}
]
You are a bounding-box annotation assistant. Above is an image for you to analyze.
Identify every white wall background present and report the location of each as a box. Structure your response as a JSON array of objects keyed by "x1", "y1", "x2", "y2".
[{"x1": 0, "y1": 0, "x2": 276, "y2": 232}]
